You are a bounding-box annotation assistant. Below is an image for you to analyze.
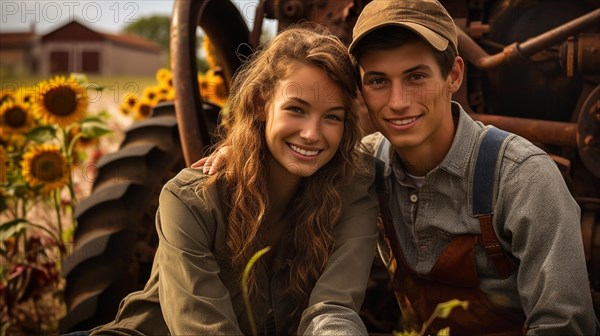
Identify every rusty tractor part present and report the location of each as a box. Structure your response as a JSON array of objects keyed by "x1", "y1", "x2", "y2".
[
  {"x1": 456, "y1": 8, "x2": 600, "y2": 70},
  {"x1": 578, "y1": 85, "x2": 600, "y2": 178},
  {"x1": 171, "y1": 0, "x2": 250, "y2": 165}
]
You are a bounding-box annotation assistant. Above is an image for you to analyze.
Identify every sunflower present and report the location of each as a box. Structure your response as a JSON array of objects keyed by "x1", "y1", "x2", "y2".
[
  {"x1": 13, "y1": 86, "x2": 37, "y2": 105},
  {"x1": 156, "y1": 68, "x2": 173, "y2": 88},
  {"x1": 0, "y1": 90, "x2": 12, "y2": 105},
  {"x1": 0, "y1": 101, "x2": 35, "y2": 134},
  {"x1": 34, "y1": 76, "x2": 88, "y2": 127},
  {"x1": 156, "y1": 83, "x2": 174, "y2": 102},
  {"x1": 142, "y1": 86, "x2": 162, "y2": 104},
  {"x1": 120, "y1": 94, "x2": 139, "y2": 116},
  {"x1": 133, "y1": 98, "x2": 154, "y2": 120},
  {"x1": 21, "y1": 144, "x2": 69, "y2": 193},
  {"x1": 199, "y1": 69, "x2": 227, "y2": 107}
]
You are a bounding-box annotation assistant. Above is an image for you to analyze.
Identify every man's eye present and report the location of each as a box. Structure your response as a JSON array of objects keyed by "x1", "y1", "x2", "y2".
[
  {"x1": 368, "y1": 78, "x2": 387, "y2": 86},
  {"x1": 408, "y1": 73, "x2": 426, "y2": 81}
]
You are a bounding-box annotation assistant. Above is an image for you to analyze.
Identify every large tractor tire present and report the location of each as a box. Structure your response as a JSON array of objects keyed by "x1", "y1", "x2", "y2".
[{"x1": 59, "y1": 101, "x2": 219, "y2": 332}]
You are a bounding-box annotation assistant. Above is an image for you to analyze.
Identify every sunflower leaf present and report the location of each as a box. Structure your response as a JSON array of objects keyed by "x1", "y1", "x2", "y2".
[
  {"x1": 81, "y1": 122, "x2": 112, "y2": 139},
  {"x1": 70, "y1": 72, "x2": 89, "y2": 85},
  {"x1": 26, "y1": 126, "x2": 57, "y2": 143},
  {"x1": 86, "y1": 83, "x2": 105, "y2": 92},
  {"x1": 81, "y1": 116, "x2": 105, "y2": 124},
  {"x1": 0, "y1": 218, "x2": 28, "y2": 241}
]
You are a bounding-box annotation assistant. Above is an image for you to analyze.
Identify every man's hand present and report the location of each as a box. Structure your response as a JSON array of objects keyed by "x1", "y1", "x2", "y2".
[{"x1": 191, "y1": 147, "x2": 229, "y2": 175}]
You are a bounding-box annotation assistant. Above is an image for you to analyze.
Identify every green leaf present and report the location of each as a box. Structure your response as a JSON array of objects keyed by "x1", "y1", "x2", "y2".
[
  {"x1": 69, "y1": 72, "x2": 89, "y2": 85},
  {"x1": 0, "y1": 218, "x2": 28, "y2": 241},
  {"x1": 87, "y1": 83, "x2": 105, "y2": 92},
  {"x1": 25, "y1": 222, "x2": 60, "y2": 242},
  {"x1": 241, "y1": 246, "x2": 271, "y2": 336},
  {"x1": 97, "y1": 110, "x2": 110, "y2": 119},
  {"x1": 436, "y1": 327, "x2": 451, "y2": 336},
  {"x1": 26, "y1": 126, "x2": 57, "y2": 143},
  {"x1": 81, "y1": 116, "x2": 105, "y2": 124},
  {"x1": 432, "y1": 299, "x2": 469, "y2": 320},
  {"x1": 81, "y1": 122, "x2": 112, "y2": 139}
]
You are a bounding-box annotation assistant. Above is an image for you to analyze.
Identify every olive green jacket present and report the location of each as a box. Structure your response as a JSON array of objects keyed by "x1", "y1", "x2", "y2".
[{"x1": 91, "y1": 164, "x2": 378, "y2": 335}]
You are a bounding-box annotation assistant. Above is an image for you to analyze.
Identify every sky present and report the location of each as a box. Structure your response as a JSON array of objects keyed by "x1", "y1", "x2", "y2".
[{"x1": 0, "y1": 0, "x2": 275, "y2": 35}]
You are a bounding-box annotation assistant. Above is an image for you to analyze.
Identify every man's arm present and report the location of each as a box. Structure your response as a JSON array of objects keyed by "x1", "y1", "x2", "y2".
[{"x1": 498, "y1": 150, "x2": 596, "y2": 335}]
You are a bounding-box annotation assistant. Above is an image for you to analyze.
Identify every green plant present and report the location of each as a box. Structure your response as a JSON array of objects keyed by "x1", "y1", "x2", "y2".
[
  {"x1": 240, "y1": 246, "x2": 271, "y2": 336},
  {"x1": 0, "y1": 74, "x2": 111, "y2": 335},
  {"x1": 394, "y1": 299, "x2": 469, "y2": 336}
]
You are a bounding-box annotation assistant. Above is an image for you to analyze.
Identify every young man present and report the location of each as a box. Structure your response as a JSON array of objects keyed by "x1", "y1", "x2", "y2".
[{"x1": 350, "y1": 0, "x2": 596, "y2": 334}]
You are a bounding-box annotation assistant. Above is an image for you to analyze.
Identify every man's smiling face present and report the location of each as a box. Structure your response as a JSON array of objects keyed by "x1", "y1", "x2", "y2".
[{"x1": 359, "y1": 39, "x2": 460, "y2": 155}]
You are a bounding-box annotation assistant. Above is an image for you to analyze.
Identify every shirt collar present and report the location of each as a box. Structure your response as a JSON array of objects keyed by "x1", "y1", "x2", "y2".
[{"x1": 437, "y1": 102, "x2": 481, "y2": 177}]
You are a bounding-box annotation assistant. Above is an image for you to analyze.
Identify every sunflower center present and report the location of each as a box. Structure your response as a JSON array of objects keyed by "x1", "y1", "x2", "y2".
[
  {"x1": 5, "y1": 107, "x2": 27, "y2": 128},
  {"x1": 43, "y1": 86, "x2": 77, "y2": 116},
  {"x1": 139, "y1": 105, "x2": 152, "y2": 117},
  {"x1": 126, "y1": 97, "x2": 137, "y2": 108},
  {"x1": 31, "y1": 152, "x2": 65, "y2": 182}
]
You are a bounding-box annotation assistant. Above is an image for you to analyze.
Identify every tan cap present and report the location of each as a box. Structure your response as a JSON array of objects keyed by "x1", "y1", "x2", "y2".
[{"x1": 349, "y1": 0, "x2": 458, "y2": 55}]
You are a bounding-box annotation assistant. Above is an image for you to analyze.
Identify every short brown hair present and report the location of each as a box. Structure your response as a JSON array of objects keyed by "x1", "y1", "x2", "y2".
[{"x1": 351, "y1": 26, "x2": 456, "y2": 79}]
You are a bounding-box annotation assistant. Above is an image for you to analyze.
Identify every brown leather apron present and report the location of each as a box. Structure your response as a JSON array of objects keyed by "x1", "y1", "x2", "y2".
[{"x1": 378, "y1": 193, "x2": 525, "y2": 335}]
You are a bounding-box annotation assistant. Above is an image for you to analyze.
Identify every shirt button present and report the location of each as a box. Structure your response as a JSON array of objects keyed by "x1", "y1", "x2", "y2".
[{"x1": 410, "y1": 194, "x2": 418, "y2": 203}]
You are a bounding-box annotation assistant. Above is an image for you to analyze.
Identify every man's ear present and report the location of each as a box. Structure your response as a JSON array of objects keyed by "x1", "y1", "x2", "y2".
[{"x1": 448, "y1": 56, "x2": 465, "y2": 93}]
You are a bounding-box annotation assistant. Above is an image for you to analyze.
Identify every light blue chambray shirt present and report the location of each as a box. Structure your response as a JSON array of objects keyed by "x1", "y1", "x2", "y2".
[{"x1": 362, "y1": 102, "x2": 596, "y2": 335}]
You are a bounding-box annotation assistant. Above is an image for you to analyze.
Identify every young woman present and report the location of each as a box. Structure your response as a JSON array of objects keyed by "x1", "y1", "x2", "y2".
[{"x1": 89, "y1": 25, "x2": 378, "y2": 335}]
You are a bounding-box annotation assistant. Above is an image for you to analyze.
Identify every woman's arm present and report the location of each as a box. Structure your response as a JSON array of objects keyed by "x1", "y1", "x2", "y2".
[
  {"x1": 298, "y1": 159, "x2": 378, "y2": 335},
  {"x1": 156, "y1": 172, "x2": 242, "y2": 335}
]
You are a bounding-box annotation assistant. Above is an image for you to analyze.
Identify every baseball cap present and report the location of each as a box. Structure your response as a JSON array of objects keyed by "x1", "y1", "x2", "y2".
[{"x1": 349, "y1": 0, "x2": 458, "y2": 55}]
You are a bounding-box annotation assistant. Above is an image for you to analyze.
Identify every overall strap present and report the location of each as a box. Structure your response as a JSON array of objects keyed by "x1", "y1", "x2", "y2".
[
  {"x1": 374, "y1": 138, "x2": 400, "y2": 262},
  {"x1": 472, "y1": 127, "x2": 517, "y2": 278}
]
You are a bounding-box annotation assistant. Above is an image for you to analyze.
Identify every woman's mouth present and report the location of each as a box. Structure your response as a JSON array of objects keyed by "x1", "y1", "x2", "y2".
[{"x1": 288, "y1": 144, "x2": 320, "y2": 157}]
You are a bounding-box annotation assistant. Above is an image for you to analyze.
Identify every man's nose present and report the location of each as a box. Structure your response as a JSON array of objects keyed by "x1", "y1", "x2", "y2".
[{"x1": 389, "y1": 82, "x2": 412, "y2": 111}]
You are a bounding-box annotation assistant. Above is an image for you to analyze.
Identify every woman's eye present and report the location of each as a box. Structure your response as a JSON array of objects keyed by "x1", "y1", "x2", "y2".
[
  {"x1": 325, "y1": 114, "x2": 343, "y2": 121},
  {"x1": 287, "y1": 106, "x2": 304, "y2": 114}
]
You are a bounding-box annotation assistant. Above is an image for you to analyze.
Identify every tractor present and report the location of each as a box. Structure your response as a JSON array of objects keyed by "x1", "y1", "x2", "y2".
[{"x1": 60, "y1": 0, "x2": 600, "y2": 332}]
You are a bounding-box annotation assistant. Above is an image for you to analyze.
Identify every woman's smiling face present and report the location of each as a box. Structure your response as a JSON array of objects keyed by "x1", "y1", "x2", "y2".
[{"x1": 264, "y1": 61, "x2": 346, "y2": 181}]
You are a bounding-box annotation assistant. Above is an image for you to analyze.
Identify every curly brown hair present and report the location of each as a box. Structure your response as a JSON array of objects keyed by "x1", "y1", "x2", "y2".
[{"x1": 205, "y1": 24, "x2": 365, "y2": 315}]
